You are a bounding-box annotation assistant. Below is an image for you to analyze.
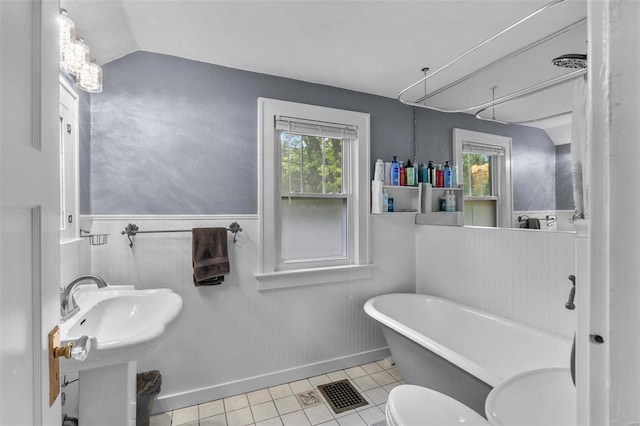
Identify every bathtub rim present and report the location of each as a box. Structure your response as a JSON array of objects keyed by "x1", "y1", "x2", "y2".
[{"x1": 364, "y1": 292, "x2": 570, "y2": 387}]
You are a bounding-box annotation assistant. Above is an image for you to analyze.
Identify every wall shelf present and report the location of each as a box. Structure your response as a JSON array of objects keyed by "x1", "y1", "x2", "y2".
[
  {"x1": 371, "y1": 184, "x2": 422, "y2": 214},
  {"x1": 371, "y1": 183, "x2": 464, "y2": 225},
  {"x1": 416, "y1": 184, "x2": 464, "y2": 226}
]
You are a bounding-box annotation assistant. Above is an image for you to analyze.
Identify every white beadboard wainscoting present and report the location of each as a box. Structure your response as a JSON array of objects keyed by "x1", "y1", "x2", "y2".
[
  {"x1": 415, "y1": 225, "x2": 577, "y2": 339},
  {"x1": 88, "y1": 214, "x2": 416, "y2": 413}
]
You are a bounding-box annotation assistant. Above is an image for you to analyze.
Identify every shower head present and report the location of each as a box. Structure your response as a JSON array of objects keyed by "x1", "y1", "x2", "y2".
[{"x1": 552, "y1": 54, "x2": 587, "y2": 69}]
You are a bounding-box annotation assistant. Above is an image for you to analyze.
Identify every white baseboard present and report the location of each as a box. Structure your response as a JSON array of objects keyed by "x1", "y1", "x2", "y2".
[{"x1": 152, "y1": 347, "x2": 391, "y2": 414}]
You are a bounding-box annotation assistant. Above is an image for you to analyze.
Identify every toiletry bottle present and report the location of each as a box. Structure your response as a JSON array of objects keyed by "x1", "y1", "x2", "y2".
[
  {"x1": 444, "y1": 161, "x2": 451, "y2": 188},
  {"x1": 414, "y1": 162, "x2": 419, "y2": 186},
  {"x1": 388, "y1": 197, "x2": 394, "y2": 213},
  {"x1": 439, "y1": 193, "x2": 446, "y2": 211},
  {"x1": 450, "y1": 190, "x2": 457, "y2": 211},
  {"x1": 391, "y1": 156, "x2": 399, "y2": 186},
  {"x1": 420, "y1": 163, "x2": 427, "y2": 183},
  {"x1": 382, "y1": 189, "x2": 389, "y2": 212},
  {"x1": 436, "y1": 164, "x2": 444, "y2": 187},
  {"x1": 445, "y1": 190, "x2": 452, "y2": 212},
  {"x1": 405, "y1": 160, "x2": 415, "y2": 186},
  {"x1": 384, "y1": 162, "x2": 392, "y2": 185},
  {"x1": 399, "y1": 162, "x2": 405, "y2": 186},
  {"x1": 451, "y1": 165, "x2": 457, "y2": 187},
  {"x1": 427, "y1": 161, "x2": 434, "y2": 185},
  {"x1": 374, "y1": 159, "x2": 385, "y2": 181}
]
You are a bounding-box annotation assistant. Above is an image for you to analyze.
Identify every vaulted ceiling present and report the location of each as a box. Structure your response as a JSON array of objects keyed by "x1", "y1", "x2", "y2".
[{"x1": 61, "y1": 0, "x2": 588, "y2": 143}]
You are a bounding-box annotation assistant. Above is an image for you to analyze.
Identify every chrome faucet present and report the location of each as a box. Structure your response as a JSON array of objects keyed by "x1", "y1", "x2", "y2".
[{"x1": 61, "y1": 275, "x2": 109, "y2": 321}]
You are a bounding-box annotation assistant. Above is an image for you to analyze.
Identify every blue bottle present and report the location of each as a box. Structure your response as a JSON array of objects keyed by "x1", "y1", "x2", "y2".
[
  {"x1": 444, "y1": 161, "x2": 451, "y2": 188},
  {"x1": 391, "y1": 156, "x2": 399, "y2": 186}
]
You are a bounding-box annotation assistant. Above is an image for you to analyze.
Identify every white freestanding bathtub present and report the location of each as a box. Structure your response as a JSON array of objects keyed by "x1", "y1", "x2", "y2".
[{"x1": 364, "y1": 293, "x2": 571, "y2": 416}]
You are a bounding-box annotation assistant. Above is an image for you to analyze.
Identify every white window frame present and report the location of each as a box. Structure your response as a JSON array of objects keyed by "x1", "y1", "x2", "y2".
[
  {"x1": 453, "y1": 128, "x2": 513, "y2": 228},
  {"x1": 256, "y1": 98, "x2": 371, "y2": 290},
  {"x1": 59, "y1": 77, "x2": 80, "y2": 243}
]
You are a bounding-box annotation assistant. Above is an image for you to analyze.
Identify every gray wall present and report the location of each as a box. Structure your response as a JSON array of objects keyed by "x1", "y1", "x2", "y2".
[
  {"x1": 87, "y1": 51, "x2": 557, "y2": 214},
  {"x1": 89, "y1": 51, "x2": 413, "y2": 214},
  {"x1": 555, "y1": 143, "x2": 574, "y2": 210}
]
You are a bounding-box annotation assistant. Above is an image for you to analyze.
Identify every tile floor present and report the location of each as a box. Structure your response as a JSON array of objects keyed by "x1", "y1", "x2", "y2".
[{"x1": 150, "y1": 358, "x2": 404, "y2": 426}]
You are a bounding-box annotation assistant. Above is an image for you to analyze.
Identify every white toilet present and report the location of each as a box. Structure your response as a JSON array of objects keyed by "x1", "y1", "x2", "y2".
[{"x1": 386, "y1": 385, "x2": 488, "y2": 426}]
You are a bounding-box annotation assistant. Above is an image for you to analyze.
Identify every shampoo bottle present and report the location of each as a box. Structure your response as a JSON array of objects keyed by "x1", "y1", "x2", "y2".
[
  {"x1": 444, "y1": 161, "x2": 451, "y2": 188},
  {"x1": 420, "y1": 163, "x2": 428, "y2": 183},
  {"x1": 436, "y1": 164, "x2": 444, "y2": 187},
  {"x1": 427, "y1": 161, "x2": 434, "y2": 185},
  {"x1": 405, "y1": 160, "x2": 415, "y2": 186},
  {"x1": 391, "y1": 156, "x2": 399, "y2": 186},
  {"x1": 399, "y1": 162, "x2": 406, "y2": 186}
]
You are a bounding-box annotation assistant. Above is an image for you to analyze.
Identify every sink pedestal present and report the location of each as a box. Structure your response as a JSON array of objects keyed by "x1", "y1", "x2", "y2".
[{"x1": 79, "y1": 361, "x2": 136, "y2": 426}]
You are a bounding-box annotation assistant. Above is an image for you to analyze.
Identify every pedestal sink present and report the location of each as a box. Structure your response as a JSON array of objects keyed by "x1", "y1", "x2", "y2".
[
  {"x1": 60, "y1": 285, "x2": 183, "y2": 426},
  {"x1": 485, "y1": 368, "x2": 576, "y2": 426}
]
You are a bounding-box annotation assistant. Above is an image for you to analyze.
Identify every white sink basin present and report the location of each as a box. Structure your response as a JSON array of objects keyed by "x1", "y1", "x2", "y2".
[
  {"x1": 485, "y1": 368, "x2": 576, "y2": 426},
  {"x1": 60, "y1": 285, "x2": 183, "y2": 372}
]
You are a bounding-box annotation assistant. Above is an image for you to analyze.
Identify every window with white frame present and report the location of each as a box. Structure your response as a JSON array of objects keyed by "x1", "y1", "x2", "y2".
[
  {"x1": 453, "y1": 128, "x2": 512, "y2": 228},
  {"x1": 256, "y1": 98, "x2": 370, "y2": 290}
]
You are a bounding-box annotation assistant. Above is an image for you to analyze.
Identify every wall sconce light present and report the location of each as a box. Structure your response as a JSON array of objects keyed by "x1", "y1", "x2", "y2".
[
  {"x1": 59, "y1": 9, "x2": 103, "y2": 93},
  {"x1": 61, "y1": 37, "x2": 89, "y2": 76},
  {"x1": 59, "y1": 9, "x2": 76, "y2": 62},
  {"x1": 76, "y1": 60, "x2": 103, "y2": 94}
]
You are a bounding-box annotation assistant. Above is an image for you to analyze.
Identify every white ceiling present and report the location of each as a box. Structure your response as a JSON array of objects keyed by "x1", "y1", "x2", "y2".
[{"x1": 61, "y1": 0, "x2": 588, "y2": 143}]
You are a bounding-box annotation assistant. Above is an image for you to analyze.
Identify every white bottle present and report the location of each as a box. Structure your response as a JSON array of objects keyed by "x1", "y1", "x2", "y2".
[
  {"x1": 374, "y1": 159, "x2": 385, "y2": 182},
  {"x1": 451, "y1": 190, "x2": 457, "y2": 211}
]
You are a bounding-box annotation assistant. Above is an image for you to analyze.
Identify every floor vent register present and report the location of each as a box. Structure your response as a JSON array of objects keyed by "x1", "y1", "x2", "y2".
[{"x1": 317, "y1": 379, "x2": 369, "y2": 414}]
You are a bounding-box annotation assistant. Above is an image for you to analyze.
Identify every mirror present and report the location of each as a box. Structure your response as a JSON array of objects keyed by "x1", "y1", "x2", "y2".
[{"x1": 62, "y1": 1, "x2": 580, "y2": 233}]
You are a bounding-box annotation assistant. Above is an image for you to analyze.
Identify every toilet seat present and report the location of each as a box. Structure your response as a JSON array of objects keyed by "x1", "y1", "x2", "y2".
[{"x1": 386, "y1": 385, "x2": 488, "y2": 426}]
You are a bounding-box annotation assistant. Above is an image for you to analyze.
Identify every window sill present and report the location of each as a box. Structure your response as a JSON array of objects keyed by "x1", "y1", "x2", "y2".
[{"x1": 255, "y1": 264, "x2": 373, "y2": 291}]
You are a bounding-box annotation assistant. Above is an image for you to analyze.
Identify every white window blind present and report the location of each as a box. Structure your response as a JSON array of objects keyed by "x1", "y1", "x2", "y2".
[
  {"x1": 276, "y1": 116, "x2": 358, "y2": 140},
  {"x1": 462, "y1": 141, "x2": 505, "y2": 156}
]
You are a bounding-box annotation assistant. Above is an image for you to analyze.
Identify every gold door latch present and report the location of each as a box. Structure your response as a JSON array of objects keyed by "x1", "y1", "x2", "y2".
[{"x1": 48, "y1": 326, "x2": 91, "y2": 406}]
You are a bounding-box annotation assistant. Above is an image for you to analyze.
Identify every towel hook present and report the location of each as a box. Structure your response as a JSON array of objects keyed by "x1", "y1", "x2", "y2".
[{"x1": 228, "y1": 221, "x2": 242, "y2": 243}]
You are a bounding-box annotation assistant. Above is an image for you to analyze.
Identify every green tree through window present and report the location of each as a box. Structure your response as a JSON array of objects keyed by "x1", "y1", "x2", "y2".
[
  {"x1": 280, "y1": 132, "x2": 343, "y2": 194},
  {"x1": 462, "y1": 152, "x2": 491, "y2": 197}
]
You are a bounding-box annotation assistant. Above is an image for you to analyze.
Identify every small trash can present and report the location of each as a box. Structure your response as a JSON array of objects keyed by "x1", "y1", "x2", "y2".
[{"x1": 136, "y1": 370, "x2": 162, "y2": 426}]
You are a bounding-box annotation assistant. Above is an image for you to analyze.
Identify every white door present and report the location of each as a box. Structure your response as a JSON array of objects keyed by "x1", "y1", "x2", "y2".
[{"x1": 1, "y1": 1, "x2": 61, "y2": 425}]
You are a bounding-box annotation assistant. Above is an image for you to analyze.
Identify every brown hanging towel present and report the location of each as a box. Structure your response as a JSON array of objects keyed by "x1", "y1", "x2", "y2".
[
  {"x1": 192, "y1": 228, "x2": 230, "y2": 286},
  {"x1": 527, "y1": 218, "x2": 541, "y2": 229}
]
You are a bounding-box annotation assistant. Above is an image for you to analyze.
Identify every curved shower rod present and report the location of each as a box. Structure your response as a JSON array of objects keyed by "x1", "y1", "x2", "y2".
[
  {"x1": 473, "y1": 68, "x2": 586, "y2": 122},
  {"x1": 397, "y1": 0, "x2": 585, "y2": 122}
]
